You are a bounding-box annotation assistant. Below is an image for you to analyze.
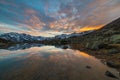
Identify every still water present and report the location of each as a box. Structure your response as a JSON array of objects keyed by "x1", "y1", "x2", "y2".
[{"x1": 0, "y1": 44, "x2": 119, "y2": 80}]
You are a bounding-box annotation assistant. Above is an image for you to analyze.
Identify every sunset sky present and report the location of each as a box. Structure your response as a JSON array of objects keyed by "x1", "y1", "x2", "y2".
[{"x1": 0, "y1": 0, "x2": 120, "y2": 37}]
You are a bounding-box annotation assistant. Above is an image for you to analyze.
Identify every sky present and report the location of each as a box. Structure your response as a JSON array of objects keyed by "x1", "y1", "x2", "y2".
[{"x1": 0, "y1": 0, "x2": 120, "y2": 37}]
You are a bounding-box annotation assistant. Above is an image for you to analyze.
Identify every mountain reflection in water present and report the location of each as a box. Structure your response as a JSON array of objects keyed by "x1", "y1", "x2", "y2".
[{"x1": 0, "y1": 44, "x2": 119, "y2": 80}]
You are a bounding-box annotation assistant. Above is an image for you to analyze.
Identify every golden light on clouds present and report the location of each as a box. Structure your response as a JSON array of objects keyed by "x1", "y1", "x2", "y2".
[{"x1": 79, "y1": 25, "x2": 104, "y2": 32}]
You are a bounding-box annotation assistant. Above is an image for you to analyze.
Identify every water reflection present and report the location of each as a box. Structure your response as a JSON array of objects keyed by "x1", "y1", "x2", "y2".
[
  {"x1": 0, "y1": 43, "x2": 44, "y2": 51},
  {"x1": 0, "y1": 44, "x2": 119, "y2": 80}
]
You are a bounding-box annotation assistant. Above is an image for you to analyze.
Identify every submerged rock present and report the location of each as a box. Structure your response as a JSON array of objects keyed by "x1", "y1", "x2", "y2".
[
  {"x1": 86, "y1": 66, "x2": 91, "y2": 69},
  {"x1": 105, "y1": 71, "x2": 118, "y2": 79}
]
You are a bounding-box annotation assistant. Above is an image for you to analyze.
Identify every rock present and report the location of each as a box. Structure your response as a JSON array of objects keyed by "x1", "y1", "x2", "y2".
[
  {"x1": 108, "y1": 49, "x2": 119, "y2": 54},
  {"x1": 62, "y1": 45, "x2": 68, "y2": 49},
  {"x1": 98, "y1": 43, "x2": 108, "y2": 49},
  {"x1": 110, "y1": 35, "x2": 120, "y2": 44},
  {"x1": 105, "y1": 71, "x2": 118, "y2": 79},
  {"x1": 88, "y1": 42, "x2": 107, "y2": 50},
  {"x1": 91, "y1": 41, "x2": 100, "y2": 50},
  {"x1": 85, "y1": 41, "x2": 100, "y2": 50},
  {"x1": 106, "y1": 61, "x2": 119, "y2": 68},
  {"x1": 86, "y1": 66, "x2": 91, "y2": 69},
  {"x1": 86, "y1": 42, "x2": 108, "y2": 50},
  {"x1": 60, "y1": 40, "x2": 68, "y2": 44}
]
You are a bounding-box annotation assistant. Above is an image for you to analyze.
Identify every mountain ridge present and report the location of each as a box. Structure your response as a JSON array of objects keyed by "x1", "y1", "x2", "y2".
[
  {"x1": 0, "y1": 31, "x2": 93, "y2": 43},
  {"x1": 0, "y1": 17, "x2": 120, "y2": 45}
]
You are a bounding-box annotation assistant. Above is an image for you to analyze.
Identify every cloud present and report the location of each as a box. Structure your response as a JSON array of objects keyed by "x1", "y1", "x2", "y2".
[
  {"x1": 76, "y1": 0, "x2": 120, "y2": 27},
  {"x1": 24, "y1": 15, "x2": 46, "y2": 30},
  {"x1": 0, "y1": 0, "x2": 120, "y2": 36},
  {"x1": 78, "y1": 25, "x2": 104, "y2": 32}
]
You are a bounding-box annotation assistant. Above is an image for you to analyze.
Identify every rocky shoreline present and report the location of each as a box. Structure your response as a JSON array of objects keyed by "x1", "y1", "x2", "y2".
[{"x1": 69, "y1": 43, "x2": 120, "y2": 73}]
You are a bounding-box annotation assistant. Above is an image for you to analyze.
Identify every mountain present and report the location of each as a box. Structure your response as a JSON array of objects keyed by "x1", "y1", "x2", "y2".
[
  {"x1": 67, "y1": 17, "x2": 120, "y2": 71},
  {"x1": 0, "y1": 43, "x2": 44, "y2": 51},
  {"x1": 100, "y1": 17, "x2": 120, "y2": 31},
  {"x1": 87, "y1": 18, "x2": 120, "y2": 46},
  {"x1": 0, "y1": 32, "x2": 46, "y2": 43},
  {"x1": 0, "y1": 30, "x2": 94, "y2": 44},
  {"x1": 40, "y1": 30, "x2": 94, "y2": 44},
  {"x1": 0, "y1": 17, "x2": 120, "y2": 45},
  {"x1": 54, "y1": 30, "x2": 94, "y2": 39},
  {"x1": 80, "y1": 17, "x2": 120, "y2": 49},
  {"x1": 0, "y1": 38, "x2": 12, "y2": 43}
]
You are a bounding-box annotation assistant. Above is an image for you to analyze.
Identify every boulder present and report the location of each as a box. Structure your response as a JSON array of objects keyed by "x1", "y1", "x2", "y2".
[
  {"x1": 105, "y1": 71, "x2": 118, "y2": 79},
  {"x1": 62, "y1": 45, "x2": 69, "y2": 49},
  {"x1": 86, "y1": 66, "x2": 91, "y2": 69},
  {"x1": 106, "y1": 61, "x2": 119, "y2": 68}
]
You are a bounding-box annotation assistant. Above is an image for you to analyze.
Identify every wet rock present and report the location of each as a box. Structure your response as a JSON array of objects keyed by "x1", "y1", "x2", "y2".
[
  {"x1": 106, "y1": 61, "x2": 119, "y2": 68},
  {"x1": 62, "y1": 45, "x2": 68, "y2": 49},
  {"x1": 101, "y1": 59, "x2": 106, "y2": 65},
  {"x1": 86, "y1": 66, "x2": 91, "y2": 69},
  {"x1": 105, "y1": 71, "x2": 118, "y2": 79}
]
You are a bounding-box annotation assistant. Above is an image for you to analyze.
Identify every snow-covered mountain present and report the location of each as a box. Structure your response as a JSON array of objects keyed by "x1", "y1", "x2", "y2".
[
  {"x1": 0, "y1": 32, "x2": 46, "y2": 43},
  {"x1": 0, "y1": 31, "x2": 94, "y2": 43},
  {"x1": 2, "y1": 43, "x2": 44, "y2": 51},
  {"x1": 54, "y1": 30, "x2": 94, "y2": 39}
]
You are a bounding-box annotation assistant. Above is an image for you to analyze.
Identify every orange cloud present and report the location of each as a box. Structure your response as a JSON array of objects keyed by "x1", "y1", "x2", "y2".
[
  {"x1": 25, "y1": 15, "x2": 46, "y2": 30},
  {"x1": 78, "y1": 25, "x2": 104, "y2": 32},
  {"x1": 49, "y1": 17, "x2": 76, "y2": 32}
]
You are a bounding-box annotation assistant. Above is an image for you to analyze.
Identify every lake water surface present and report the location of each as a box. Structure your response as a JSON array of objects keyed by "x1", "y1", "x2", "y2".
[{"x1": 0, "y1": 44, "x2": 119, "y2": 80}]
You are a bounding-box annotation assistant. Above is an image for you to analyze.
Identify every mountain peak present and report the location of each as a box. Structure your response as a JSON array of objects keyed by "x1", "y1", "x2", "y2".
[{"x1": 0, "y1": 32, "x2": 45, "y2": 43}]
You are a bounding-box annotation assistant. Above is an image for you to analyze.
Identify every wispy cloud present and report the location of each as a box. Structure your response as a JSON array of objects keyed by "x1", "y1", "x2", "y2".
[{"x1": 0, "y1": 0, "x2": 120, "y2": 36}]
